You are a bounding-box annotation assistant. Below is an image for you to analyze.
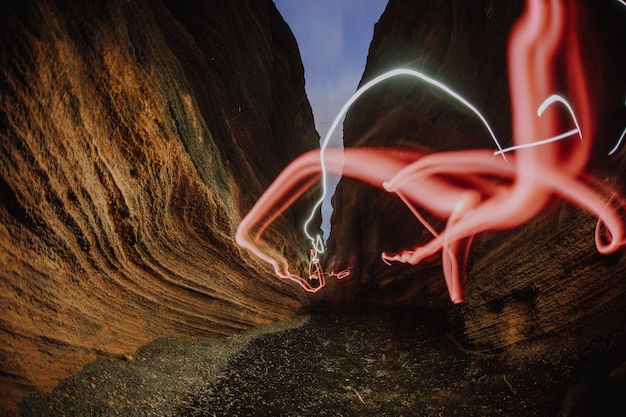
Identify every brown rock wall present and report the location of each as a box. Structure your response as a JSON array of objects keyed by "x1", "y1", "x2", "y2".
[{"x1": 0, "y1": 0, "x2": 316, "y2": 413}]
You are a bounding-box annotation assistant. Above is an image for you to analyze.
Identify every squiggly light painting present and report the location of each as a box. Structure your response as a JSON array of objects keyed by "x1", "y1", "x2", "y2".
[{"x1": 236, "y1": 0, "x2": 626, "y2": 303}]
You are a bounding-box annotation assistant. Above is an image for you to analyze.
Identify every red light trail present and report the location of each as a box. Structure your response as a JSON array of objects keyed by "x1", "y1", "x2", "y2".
[{"x1": 236, "y1": 0, "x2": 626, "y2": 302}]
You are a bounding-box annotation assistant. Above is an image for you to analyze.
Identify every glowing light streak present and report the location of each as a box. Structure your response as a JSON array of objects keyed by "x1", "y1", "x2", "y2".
[
  {"x1": 308, "y1": 249, "x2": 351, "y2": 289},
  {"x1": 608, "y1": 101, "x2": 626, "y2": 156},
  {"x1": 237, "y1": 0, "x2": 626, "y2": 303},
  {"x1": 537, "y1": 94, "x2": 583, "y2": 140},
  {"x1": 303, "y1": 68, "x2": 507, "y2": 253},
  {"x1": 236, "y1": 147, "x2": 428, "y2": 292},
  {"x1": 608, "y1": 126, "x2": 626, "y2": 156},
  {"x1": 495, "y1": 94, "x2": 582, "y2": 156},
  {"x1": 494, "y1": 128, "x2": 579, "y2": 155}
]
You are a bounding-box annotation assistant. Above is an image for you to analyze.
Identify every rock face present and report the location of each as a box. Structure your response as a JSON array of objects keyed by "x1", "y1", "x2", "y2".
[
  {"x1": 0, "y1": 0, "x2": 316, "y2": 412},
  {"x1": 327, "y1": 0, "x2": 626, "y2": 353}
]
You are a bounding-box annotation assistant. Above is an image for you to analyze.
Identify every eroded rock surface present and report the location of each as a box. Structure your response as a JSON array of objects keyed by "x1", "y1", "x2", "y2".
[{"x1": 0, "y1": 0, "x2": 317, "y2": 412}]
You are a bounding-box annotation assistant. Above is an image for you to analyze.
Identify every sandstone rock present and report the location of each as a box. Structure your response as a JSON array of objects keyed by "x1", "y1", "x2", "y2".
[{"x1": 0, "y1": 0, "x2": 316, "y2": 412}]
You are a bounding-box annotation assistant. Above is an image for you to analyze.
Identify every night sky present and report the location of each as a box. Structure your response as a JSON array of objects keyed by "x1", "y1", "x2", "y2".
[
  {"x1": 274, "y1": 0, "x2": 388, "y2": 237},
  {"x1": 274, "y1": 0, "x2": 387, "y2": 140}
]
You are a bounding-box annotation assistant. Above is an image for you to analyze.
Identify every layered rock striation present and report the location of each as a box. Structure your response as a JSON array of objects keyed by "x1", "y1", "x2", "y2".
[{"x1": 0, "y1": 0, "x2": 316, "y2": 412}]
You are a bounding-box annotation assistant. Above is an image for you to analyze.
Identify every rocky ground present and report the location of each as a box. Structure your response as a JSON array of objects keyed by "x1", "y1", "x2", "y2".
[{"x1": 19, "y1": 302, "x2": 626, "y2": 417}]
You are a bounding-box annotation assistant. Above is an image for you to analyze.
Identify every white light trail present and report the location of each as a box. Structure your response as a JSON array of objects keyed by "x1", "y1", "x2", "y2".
[
  {"x1": 537, "y1": 94, "x2": 583, "y2": 140},
  {"x1": 303, "y1": 68, "x2": 504, "y2": 252},
  {"x1": 494, "y1": 128, "x2": 580, "y2": 155},
  {"x1": 494, "y1": 94, "x2": 583, "y2": 156},
  {"x1": 608, "y1": 100, "x2": 626, "y2": 156},
  {"x1": 608, "y1": 127, "x2": 626, "y2": 156}
]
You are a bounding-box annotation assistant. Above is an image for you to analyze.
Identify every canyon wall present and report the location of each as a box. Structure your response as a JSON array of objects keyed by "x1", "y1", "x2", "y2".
[
  {"x1": 327, "y1": 0, "x2": 626, "y2": 353},
  {"x1": 0, "y1": 0, "x2": 317, "y2": 412}
]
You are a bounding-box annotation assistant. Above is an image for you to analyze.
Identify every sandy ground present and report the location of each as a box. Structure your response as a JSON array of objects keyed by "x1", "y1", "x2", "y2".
[{"x1": 19, "y1": 302, "x2": 626, "y2": 416}]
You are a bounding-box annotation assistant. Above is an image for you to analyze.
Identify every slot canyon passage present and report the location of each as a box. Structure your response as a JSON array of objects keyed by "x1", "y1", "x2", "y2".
[{"x1": 1, "y1": 0, "x2": 626, "y2": 416}]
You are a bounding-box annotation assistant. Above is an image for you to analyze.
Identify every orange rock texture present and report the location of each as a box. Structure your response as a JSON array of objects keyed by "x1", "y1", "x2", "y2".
[{"x1": 0, "y1": 0, "x2": 316, "y2": 412}]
